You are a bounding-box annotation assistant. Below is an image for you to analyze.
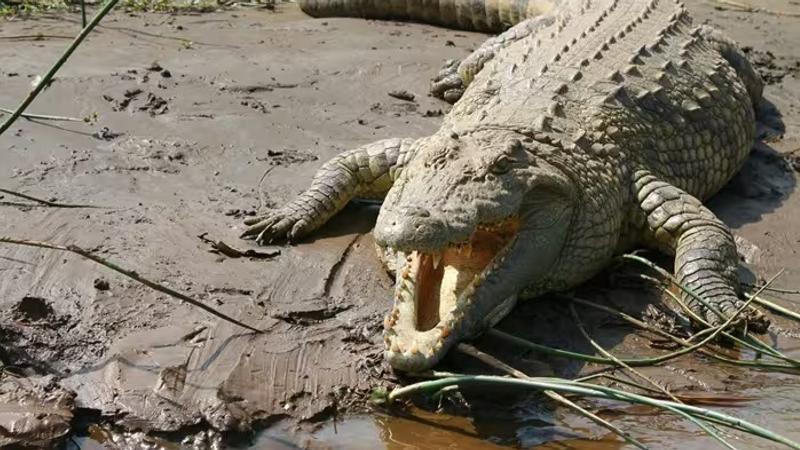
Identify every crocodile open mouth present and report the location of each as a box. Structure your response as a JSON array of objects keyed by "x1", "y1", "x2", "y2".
[
  {"x1": 412, "y1": 217, "x2": 519, "y2": 331},
  {"x1": 384, "y1": 216, "x2": 520, "y2": 368}
]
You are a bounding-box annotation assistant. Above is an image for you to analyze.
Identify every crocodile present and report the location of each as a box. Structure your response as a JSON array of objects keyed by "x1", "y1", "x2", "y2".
[{"x1": 241, "y1": 0, "x2": 771, "y2": 371}]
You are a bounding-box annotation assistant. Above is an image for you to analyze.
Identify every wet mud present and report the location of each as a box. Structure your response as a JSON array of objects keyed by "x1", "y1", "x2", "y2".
[{"x1": 1, "y1": 0, "x2": 800, "y2": 448}]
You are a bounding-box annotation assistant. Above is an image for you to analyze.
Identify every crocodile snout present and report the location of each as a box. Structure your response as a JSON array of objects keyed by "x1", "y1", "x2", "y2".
[{"x1": 375, "y1": 205, "x2": 452, "y2": 252}]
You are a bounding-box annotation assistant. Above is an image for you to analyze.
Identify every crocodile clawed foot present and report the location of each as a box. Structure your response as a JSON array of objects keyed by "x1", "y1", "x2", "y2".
[
  {"x1": 240, "y1": 209, "x2": 310, "y2": 245},
  {"x1": 691, "y1": 296, "x2": 770, "y2": 334},
  {"x1": 430, "y1": 59, "x2": 464, "y2": 104}
]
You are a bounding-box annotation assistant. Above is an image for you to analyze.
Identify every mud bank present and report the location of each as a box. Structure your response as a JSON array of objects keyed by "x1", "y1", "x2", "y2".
[{"x1": 1, "y1": 0, "x2": 800, "y2": 448}]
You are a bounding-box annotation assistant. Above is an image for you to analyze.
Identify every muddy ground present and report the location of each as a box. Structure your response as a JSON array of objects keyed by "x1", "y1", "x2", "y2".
[{"x1": 1, "y1": 0, "x2": 800, "y2": 448}]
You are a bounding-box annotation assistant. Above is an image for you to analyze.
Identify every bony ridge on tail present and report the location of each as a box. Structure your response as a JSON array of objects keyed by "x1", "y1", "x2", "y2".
[{"x1": 242, "y1": 0, "x2": 770, "y2": 371}]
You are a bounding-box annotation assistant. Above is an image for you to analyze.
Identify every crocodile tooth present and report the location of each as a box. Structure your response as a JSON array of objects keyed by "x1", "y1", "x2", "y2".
[
  {"x1": 408, "y1": 340, "x2": 419, "y2": 354},
  {"x1": 390, "y1": 340, "x2": 400, "y2": 353},
  {"x1": 433, "y1": 253, "x2": 442, "y2": 269}
]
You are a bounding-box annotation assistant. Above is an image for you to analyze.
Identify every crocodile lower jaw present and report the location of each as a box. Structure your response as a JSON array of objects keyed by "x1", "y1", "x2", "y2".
[{"x1": 383, "y1": 216, "x2": 519, "y2": 371}]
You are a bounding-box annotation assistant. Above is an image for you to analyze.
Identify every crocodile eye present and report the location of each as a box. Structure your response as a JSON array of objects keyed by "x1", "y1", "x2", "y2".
[{"x1": 489, "y1": 155, "x2": 512, "y2": 175}]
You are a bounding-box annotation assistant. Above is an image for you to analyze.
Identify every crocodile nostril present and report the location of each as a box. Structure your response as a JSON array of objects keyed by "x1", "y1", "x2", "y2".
[{"x1": 404, "y1": 206, "x2": 431, "y2": 218}]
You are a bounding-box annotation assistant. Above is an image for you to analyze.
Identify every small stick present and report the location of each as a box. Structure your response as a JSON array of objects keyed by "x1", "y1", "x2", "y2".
[
  {"x1": 0, "y1": 0, "x2": 121, "y2": 136},
  {"x1": 0, "y1": 188, "x2": 101, "y2": 208},
  {"x1": 0, "y1": 35, "x2": 74, "y2": 40},
  {"x1": 456, "y1": 344, "x2": 651, "y2": 450},
  {"x1": 0, "y1": 236, "x2": 263, "y2": 334},
  {"x1": 81, "y1": 0, "x2": 87, "y2": 28},
  {"x1": 710, "y1": 0, "x2": 800, "y2": 17},
  {"x1": 744, "y1": 284, "x2": 800, "y2": 296},
  {"x1": 0, "y1": 107, "x2": 85, "y2": 123},
  {"x1": 751, "y1": 295, "x2": 800, "y2": 323}
]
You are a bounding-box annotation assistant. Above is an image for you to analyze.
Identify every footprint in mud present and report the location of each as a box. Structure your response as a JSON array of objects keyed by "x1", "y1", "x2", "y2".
[
  {"x1": 103, "y1": 89, "x2": 170, "y2": 116},
  {"x1": 256, "y1": 148, "x2": 319, "y2": 166},
  {"x1": 12, "y1": 296, "x2": 55, "y2": 323},
  {"x1": 90, "y1": 137, "x2": 195, "y2": 174}
]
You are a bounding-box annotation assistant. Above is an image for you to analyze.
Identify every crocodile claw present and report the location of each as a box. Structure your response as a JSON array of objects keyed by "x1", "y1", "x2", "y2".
[
  {"x1": 240, "y1": 209, "x2": 310, "y2": 245},
  {"x1": 430, "y1": 59, "x2": 464, "y2": 104},
  {"x1": 690, "y1": 295, "x2": 770, "y2": 334}
]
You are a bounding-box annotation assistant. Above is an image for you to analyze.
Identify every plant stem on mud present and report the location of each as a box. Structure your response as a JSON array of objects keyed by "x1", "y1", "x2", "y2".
[
  {"x1": 0, "y1": 0, "x2": 120, "y2": 136},
  {"x1": 575, "y1": 373, "x2": 755, "y2": 406},
  {"x1": 81, "y1": 0, "x2": 87, "y2": 27},
  {"x1": 570, "y1": 304, "x2": 739, "y2": 449},
  {"x1": 455, "y1": 344, "x2": 651, "y2": 450},
  {"x1": 0, "y1": 237, "x2": 263, "y2": 333},
  {"x1": 744, "y1": 285, "x2": 800, "y2": 296},
  {"x1": 0, "y1": 107, "x2": 84, "y2": 123},
  {"x1": 621, "y1": 255, "x2": 793, "y2": 363},
  {"x1": 490, "y1": 317, "x2": 733, "y2": 370},
  {"x1": 655, "y1": 283, "x2": 791, "y2": 363},
  {"x1": 750, "y1": 296, "x2": 800, "y2": 323},
  {"x1": 389, "y1": 376, "x2": 800, "y2": 449},
  {"x1": 0, "y1": 188, "x2": 102, "y2": 208},
  {"x1": 568, "y1": 296, "x2": 800, "y2": 372},
  {"x1": 647, "y1": 273, "x2": 795, "y2": 365},
  {"x1": 569, "y1": 304, "x2": 681, "y2": 403}
]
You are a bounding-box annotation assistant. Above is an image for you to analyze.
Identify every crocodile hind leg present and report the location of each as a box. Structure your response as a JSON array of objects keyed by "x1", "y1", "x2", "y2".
[
  {"x1": 697, "y1": 25, "x2": 785, "y2": 136},
  {"x1": 696, "y1": 25, "x2": 763, "y2": 107},
  {"x1": 241, "y1": 137, "x2": 417, "y2": 244},
  {"x1": 634, "y1": 171, "x2": 769, "y2": 332},
  {"x1": 430, "y1": 14, "x2": 556, "y2": 103}
]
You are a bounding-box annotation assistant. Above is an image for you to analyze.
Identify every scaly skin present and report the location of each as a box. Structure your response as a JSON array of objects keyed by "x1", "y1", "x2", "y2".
[
  {"x1": 297, "y1": 0, "x2": 558, "y2": 32},
  {"x1": 243, "y1": 0, "x2": 770, "y2": 371}
]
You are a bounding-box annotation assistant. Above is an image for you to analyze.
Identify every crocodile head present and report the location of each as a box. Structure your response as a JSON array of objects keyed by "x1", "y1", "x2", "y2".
[{"x1": 374, "y1": 130, "x2": 575, "y2": 371}]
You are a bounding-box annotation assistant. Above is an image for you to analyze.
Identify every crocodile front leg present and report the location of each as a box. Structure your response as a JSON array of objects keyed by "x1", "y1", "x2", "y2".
[
  {"x1": 241, "y1": 137, "x2": 417, "y2": 244},
  {"x1": 431, "y1": 14, "x2": 556, "y2": 103},
  {"x1": 634, "y1": 171, "x2": 768, "y2": 331}
]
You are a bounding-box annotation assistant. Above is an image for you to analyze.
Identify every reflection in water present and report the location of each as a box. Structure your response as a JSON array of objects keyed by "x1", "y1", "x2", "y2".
[
  {"x1": 257, "y1": 407, "x2": 629, "y2": 450},
  {"x1": 251, "y1": 379, "x2": 800, "y2": 450}
]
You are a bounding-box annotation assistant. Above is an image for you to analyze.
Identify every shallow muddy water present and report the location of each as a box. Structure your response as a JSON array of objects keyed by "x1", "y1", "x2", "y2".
[{"x1": 2, "y1": 0, "x2": 800, "y2": 448}]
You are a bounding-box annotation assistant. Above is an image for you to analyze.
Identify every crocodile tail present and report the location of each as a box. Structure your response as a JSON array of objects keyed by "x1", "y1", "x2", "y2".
[{"x1": 297, "y1": 0, "x2": 553, "y2": 32}]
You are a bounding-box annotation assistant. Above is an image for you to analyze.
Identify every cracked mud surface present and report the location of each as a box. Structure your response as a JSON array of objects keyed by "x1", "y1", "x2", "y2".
[{"x1": 1, "y1": 0, "x2": 800, "y2": 448}]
